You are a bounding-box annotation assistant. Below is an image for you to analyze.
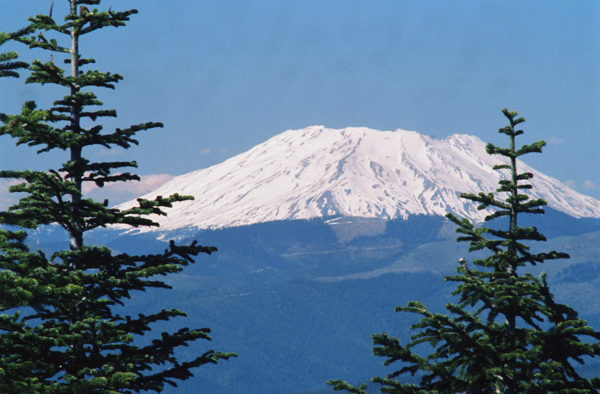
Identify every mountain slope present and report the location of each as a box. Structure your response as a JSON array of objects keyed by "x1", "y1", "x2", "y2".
[
  {"x1": 119, "y1": 126, "x2": 600, "y2": 232},
  {"x1": 91, "y1": 219, "x2": 600, "y2": 393}
]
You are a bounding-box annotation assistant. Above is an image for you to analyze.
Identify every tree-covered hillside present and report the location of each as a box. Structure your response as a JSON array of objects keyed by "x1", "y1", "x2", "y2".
[{"x1": 20, "y1": 213, "x2": 598, "y2": 393}]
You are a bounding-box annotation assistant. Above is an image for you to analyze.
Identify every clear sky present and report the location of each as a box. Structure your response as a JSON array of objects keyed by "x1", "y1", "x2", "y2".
[{"x1": 1, "y1": 1, "x2": 599, "y2": 208}]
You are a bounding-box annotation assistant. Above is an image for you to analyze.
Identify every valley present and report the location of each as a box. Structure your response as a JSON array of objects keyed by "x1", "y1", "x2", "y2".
[{"x1": 22, "y1": 212, "x2": 599, "y2": 393}]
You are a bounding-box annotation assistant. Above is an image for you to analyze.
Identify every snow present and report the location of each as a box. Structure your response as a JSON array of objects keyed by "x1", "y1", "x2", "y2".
[{"x1": 116, "y1": 126, "x2": 600, "y2": 233}]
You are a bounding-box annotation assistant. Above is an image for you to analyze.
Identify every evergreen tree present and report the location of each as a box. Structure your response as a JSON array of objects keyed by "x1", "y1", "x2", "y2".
[
  {"x1": 0, "y1": 2, "x2": 235, "y2": 392},
  {"x1": 328, "y1": 109, "x2": 600, "y2": 393}
]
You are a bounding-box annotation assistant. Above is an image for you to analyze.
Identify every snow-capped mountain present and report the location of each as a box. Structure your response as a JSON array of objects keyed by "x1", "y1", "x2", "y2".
[{"x1": 118, "y1": 126, "x2": 600, "y2": 232}]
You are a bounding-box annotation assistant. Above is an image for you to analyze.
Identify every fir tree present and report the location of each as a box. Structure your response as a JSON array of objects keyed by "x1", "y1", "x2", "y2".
[
  {"x1": 0, "y1": 2, "x2": 235, "y2": 392},
  {"x1": 328, "y1": 109, "x2": 600, "y2": 393}
]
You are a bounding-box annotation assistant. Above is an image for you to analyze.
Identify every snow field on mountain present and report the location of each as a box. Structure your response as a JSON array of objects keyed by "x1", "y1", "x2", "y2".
[{"x1": 117, "y1": 126, "x2": 600, "y2": 232}]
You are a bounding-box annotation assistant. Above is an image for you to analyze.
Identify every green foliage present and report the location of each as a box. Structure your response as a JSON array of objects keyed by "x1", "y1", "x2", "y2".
[
  {"x1": 328, "y1": 109, "x2": 600, "y2": 393},
  {"x1": 0, "y1": 1, "x2": 234, "y2": 392},
  {"x1": 0, "y1": 27, "x2": 31, "y2": 78}
]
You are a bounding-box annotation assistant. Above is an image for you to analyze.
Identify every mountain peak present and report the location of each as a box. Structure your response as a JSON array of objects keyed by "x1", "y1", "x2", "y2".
[{"x1": 118, "y1": 126, "x2": 600, "y2": 232}]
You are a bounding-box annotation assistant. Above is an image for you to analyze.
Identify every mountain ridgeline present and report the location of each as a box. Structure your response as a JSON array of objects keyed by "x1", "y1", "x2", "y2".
[{"x1": 118, "y1": 126, "x2": 600, "y2": 234}]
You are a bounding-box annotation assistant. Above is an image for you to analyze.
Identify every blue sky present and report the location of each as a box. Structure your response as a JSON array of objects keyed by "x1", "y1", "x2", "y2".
[{"x1": 1, "y1": 1, "x2": 599, "y2": 207}]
